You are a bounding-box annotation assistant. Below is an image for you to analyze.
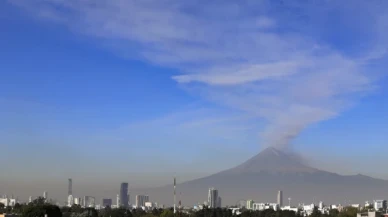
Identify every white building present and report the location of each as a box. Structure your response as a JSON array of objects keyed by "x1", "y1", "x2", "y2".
[
  {"x1": 281, "y1": 206, "x2": 298, "y2": 212},
  {"x1": 373, "y1": 200, "x2": 387, "y2": 211},
  {"x1": 301, "y1": 204, "x2": 315, "y2": 216},
  {"x1": 9, "y1": 199, "x2": 16, "y2": 207},
  {"x1": 277, "y1": 191, "x2": 283, "y2": 207},
  {"x1": 145, "y1": 202, "x2": 154, "y2": 209},
  {"x1": 303, "y1": 204, "x2": 315, "y2": 212},
  {"x1": 357, "y1": 211, "x2": 382, "y2": 217},
  {"x1": 0, "y1": 198, "x2": 9, "y2": 207},
  {"x1": 229, "y1": 208, "x2": 242, "y2": 215},
  {"x1": 352, "y1": 204, "x2": 361, "y2": 210},
  {"x1": 253, "y1": 203, "x2": 266, "y2": 211},
  {"x1": 267, "y1": 203, "x2": 279, "y2": 211},
  {"x1": 43, "y1": 191, "x2": 48, "y2": 200},
  {"x1": 74, "y1": 197, "x2": 80, "y2": 205},
  {"x1": 252, "y1": 203, "x2": 279, "y2": 211},
  {"x1": 68, "y1": 195, "x2": 74, "y2": 207},
  {"x1": 319, "y1": 201, "x2": 324, "y2": 209},
  {"x1": 29, "y1": 196, "x2": 32, "y2": 203}
]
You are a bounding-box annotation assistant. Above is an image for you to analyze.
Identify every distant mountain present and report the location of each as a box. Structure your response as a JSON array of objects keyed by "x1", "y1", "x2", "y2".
[
  {"x1": 222, "y1": 147, "x2": 317, "y2": 174},
  {"x1": 133, "y1": 147, "x2": 388, "y2": 206}
]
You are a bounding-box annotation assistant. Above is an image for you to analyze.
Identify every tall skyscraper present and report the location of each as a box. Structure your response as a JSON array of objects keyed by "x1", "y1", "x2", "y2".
[
  {"x1": 277, "y1": 190, "x2": 283, "y2": 207},
  {"x1": 136, "y1": 195, "x2": 149, "y2": 208},
  {"x1": 116, "y1": 194, "x2": 120, "y2": 207},
  {"x1": 68, "y1": 178, "x2": 73, "y2": 207},
  {"x1": 68, "y1": 179, "x2": 72, "y2": 196},
  {"x1": 119, "y1": 183, "x2": 129, "y2": 207},
  {"x1": 43, "y1": 191, "x2": 48, "y2": 200},
  {"x1": 28, "y1": 196, "x2": 32, "y2": 203},
  {"x1": 207, "y1": 188, "x2": 218, "y2": 208}
]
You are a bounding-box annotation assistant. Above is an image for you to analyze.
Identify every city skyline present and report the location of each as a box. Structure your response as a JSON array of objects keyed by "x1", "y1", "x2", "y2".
[
  {"x1": 1, "y1": 0, "x2": 388, "y2": 204},
  {"x1": 2, "y1": 183, "x2": 387, "y2": 212}
]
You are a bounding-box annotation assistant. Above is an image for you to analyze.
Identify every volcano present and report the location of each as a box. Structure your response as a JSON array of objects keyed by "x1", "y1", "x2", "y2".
[
  {"x1": 221, "y1": 147, "x2": 317, "y2": 174},
  {"x1": 135, "y1": 147, "x2": 388, "y2": 206}
]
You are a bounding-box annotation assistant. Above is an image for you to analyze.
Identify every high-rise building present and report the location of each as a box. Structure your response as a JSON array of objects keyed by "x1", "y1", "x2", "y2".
[
  {"x1": 84, "y1": 196, "x2": 95, "y2": 208},
  {"x1": 217, "y1": 196, "x2": 222, "y2": 208},
  {"x1": 207, "y1": 188, "x2": 218, "y2": 208},
  {"x1": 68, "y1": 195, "x2": 74, "y2": 207},
  {"x1": 136, "y1": 195, "x2": 149, "y2": 208},
  {"x1": 119, "y1": 183, "x2": 129, "y2": 207},
  {"x1": 28, "y1": 196, "x2": 32, "y2": 203},
  {"x1": 277, "y1": 191, "x2": 283, "y2": 207},
  {"x1": 319, "y1": 201, "x2": 324, "y2": 209},
  {"x1": 247, "y1": 200, "x2": 254, "y2": 210},
  {"x1": 43, "y1": 191, "x2": 48, "y2": 200},
  {"x1": 116, "y1": 194, "x2": 120, "y2": 207},
  {"x1": 102, "y1": 199, "x2": 112, "y2": 208},
  {"x1": 68, "y1": 179, "x2": 72, "y2": 196},
  {"x1": 74, "y1": 197, "x2": 80, "y2": 205}
]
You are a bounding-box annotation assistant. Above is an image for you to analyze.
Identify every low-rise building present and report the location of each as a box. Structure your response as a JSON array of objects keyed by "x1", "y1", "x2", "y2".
[
  {"x1": 373, "y1": 200, "x2": 387, "y2": 211},
  {"x1": 357, "y1": 211, "x2": 381, "y2": 217},
  {"x1": 252, "y1": 203, "x2": 279, "y2": 211},
  {"x1": 281, "y1": 206, "x2": 298, "y2": 212},
  {"x1": 145, "y1": 202, "x2": 154, "y2": 209}
]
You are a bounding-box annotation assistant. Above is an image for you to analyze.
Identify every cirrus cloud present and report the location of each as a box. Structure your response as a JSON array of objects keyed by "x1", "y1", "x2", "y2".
[{"x1": 8, "y1": 0, "x2": 388, "y2": 148}]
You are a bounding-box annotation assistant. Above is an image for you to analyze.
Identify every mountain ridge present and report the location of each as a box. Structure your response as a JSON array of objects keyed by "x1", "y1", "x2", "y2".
[{"x1": 133, "y1": 147, "x2": 388, "y2": 206}]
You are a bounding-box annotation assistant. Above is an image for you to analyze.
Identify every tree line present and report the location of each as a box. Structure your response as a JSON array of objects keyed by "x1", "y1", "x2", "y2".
[{"x1": 0, "y1": 197, "x2": 361, "y2": 217}]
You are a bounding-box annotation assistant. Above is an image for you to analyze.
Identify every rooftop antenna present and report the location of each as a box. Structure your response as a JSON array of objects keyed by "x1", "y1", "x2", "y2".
[{"x1": 174, "y1": 177, "x2": 176, "y2": 214}]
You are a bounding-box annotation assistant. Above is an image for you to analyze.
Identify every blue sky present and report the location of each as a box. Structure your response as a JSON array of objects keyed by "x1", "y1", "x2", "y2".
[{"x1": 1, "y1": 0, "x2": 388, "y2": 200}]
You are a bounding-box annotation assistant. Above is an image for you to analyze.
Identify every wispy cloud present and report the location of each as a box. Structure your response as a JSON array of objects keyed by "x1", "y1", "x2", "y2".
[{"x1": 8, "y1": 0, "x2": 387, "y2": 148}]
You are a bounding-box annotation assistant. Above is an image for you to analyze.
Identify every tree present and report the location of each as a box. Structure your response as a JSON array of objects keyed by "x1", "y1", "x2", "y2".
[
  {"x1": 102, "y1": 208, "x2": 132, "y2": 217},
  {"x1": 152, "y1": 208, "x2": 163, "y2": 217},
  {"x1": 32, "y1": 197, "x2": 47, "y2": 205},
  {"x1": 23, "y1": 201, "x2": 62, "y2": 217},
  {"x1": 329, "y1": 209, "x2": 339, "y2": 217},
  {"x1": 132, "y1": 208, "x2": 146, "y2": 217},
  {"x1": 143, "y1": 214, "x2": 157, "y2": 217},
  {"x1": 71, "y1": 204, "x2": 84, "y2": 214},
  {"x1": 5, "y1": 206, "x2": 12, "y2": 214},
  {"x1": 339, "y1": 207, "x2": 358, "y2": 217},
  {"x1": 310, "y1": 207, "x2": 321, "y2": 217},
  {"x1": 13, "y1": 203, "x2": 23, "y2": 214},
  {"x1": 160, "y1": 209, "x2": 174, "y2": 217},
  {"x1": 0, "y1": 203, "x2": 5, "y2": 214}
]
